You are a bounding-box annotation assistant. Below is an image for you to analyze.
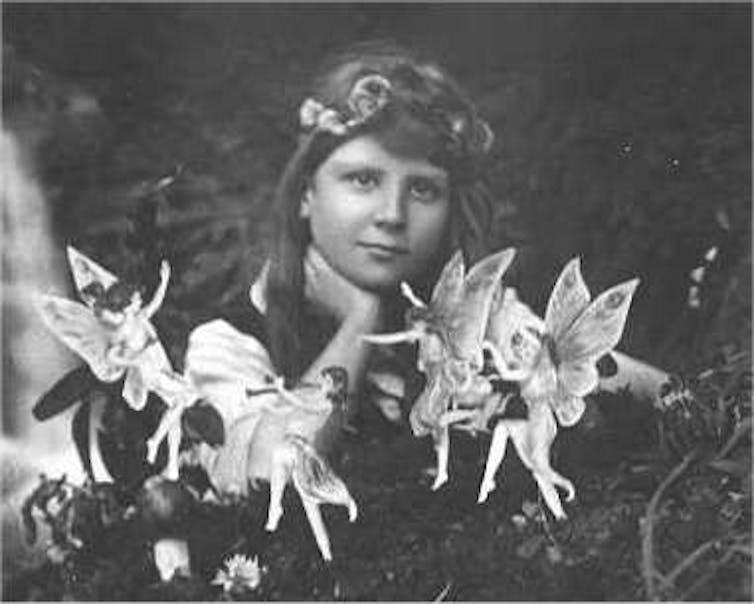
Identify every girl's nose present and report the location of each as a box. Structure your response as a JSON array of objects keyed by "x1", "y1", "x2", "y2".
[{"x1": 373, "y1": 183, "x2": 407, "y2": 229}]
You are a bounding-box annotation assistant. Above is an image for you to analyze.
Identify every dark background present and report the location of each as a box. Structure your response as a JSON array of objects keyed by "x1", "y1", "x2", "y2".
[{"x1": 4, "y1": 2, "x2": 751, "y2": 367}]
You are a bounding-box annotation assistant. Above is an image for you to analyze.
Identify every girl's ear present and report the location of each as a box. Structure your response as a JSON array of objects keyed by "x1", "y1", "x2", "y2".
[{"x1": 300, "y1": 187, "x2": 313, "y2": 219}]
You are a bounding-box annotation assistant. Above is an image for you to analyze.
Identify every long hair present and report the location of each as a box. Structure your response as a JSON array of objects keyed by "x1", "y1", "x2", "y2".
[{"x1": 265, "y1": 41, "x2": 495, "y2": 382}]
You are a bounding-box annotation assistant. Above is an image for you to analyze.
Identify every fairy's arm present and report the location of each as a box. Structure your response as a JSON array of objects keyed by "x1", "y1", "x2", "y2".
[{"x1": 143, "y1": 261, "x2": 171, "y2": 318}]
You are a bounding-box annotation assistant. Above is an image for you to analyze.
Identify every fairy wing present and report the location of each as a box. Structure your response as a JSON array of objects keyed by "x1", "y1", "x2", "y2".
[
  {"x1": 289, "y1": 436, "x2": 355, "y2": 512},
  {"x1": 550, "y1": 391, "x2": 588, "y2": 427},
  {"x1": 544, "y1": 257, "x2": 591, "y2": 341},
  {"x1": 557, "y1": 361, "x2": 600, "y2": 398},
  {"x1": 445, "y1": 248, "x2": 516, "y2": 365},
  {"x1": 66, "y1": 246, "x2": 118, "y2": 305},
  {"x1": 485, "y1": 287, "x2": 546, "y2": 381},
  {"x1": 429, "y1": 250, "x2": 466, "y2": 313},
  {"x1": 550, "y1": 278, "x2": 639, "y2": 417},
  {"x1": 35, "y1": 294, "x2": 125, "y2": 383},
  {"x1": 555, "y1": 278, "x2": 640, "y2": 364}
]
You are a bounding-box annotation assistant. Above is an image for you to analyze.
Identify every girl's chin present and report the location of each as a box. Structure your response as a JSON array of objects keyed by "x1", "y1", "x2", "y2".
[
  {"x1": 347, "y1": 269, "x2": 406, "y2": 294},
  {"x1": 335, "y1": 254, "x2": 425, "y2": 293}
]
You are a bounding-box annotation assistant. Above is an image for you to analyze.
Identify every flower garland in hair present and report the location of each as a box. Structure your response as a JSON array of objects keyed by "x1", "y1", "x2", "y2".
[
  {"x1": 298, "y1": 73, "x2": 495, "y2": 158},
  {"x1": 299, "y1": 74, "x2": 393, "y2": 136}
]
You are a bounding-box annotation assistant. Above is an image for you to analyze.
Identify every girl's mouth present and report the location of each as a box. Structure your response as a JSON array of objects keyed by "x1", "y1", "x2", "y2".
[{"x1": 357, "y1": 242, "x2": 410, "y2": 257}]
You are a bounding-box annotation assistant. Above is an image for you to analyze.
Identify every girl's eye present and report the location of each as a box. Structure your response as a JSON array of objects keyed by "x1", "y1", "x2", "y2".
[
  {"x1": 345, "y1": 170, "x2": 380, "y2": 191},
  {"x1": 409, "y1": 179, "x2": 444, "y2": 202}
]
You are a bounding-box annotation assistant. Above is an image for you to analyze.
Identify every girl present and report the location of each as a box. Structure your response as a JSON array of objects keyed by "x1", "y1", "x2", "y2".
[
  {"x1": 183, "y1": 41, "x2": 666, "y2": 497},
  {"x1": 184, "y1": 41, "x2": 496, "y2": 491}
]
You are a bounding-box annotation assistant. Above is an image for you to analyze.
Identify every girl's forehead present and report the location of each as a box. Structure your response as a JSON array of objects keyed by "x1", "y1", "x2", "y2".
[{"x1": 322, "y1": 133, "x2": 448, "y2": 179}]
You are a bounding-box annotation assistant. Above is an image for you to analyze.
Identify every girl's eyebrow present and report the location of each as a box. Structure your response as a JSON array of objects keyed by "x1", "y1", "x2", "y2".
[
  {"x1": 409, "y1": 170, "x2": 449, "y2": 184},
  {"x1": 327, "y1": 159, "x2": 447, "y2": 182},
  {"x1": 327, "y1": 159, "x2": 383, "y2": 173}
]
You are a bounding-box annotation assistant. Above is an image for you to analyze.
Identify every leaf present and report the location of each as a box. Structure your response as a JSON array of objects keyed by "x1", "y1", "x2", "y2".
[
  {"x1": 21, "y1": 492, "x2": 37, "y2": 545},
  {"x1": 707, "y1": 457, "x2": 751, "y2": 478},
  {"x1": 72, "y1": 399, "x2": 93, "y2": 479},
  {"x1": 182, "y1": 402, "x2": 225, "y2": 446},
  {"x1": 97, "y1": 391, "x2": 155, "y2": 487},
  {"x1": 33, "y1": 365, "x2": 98, "y2": 420}
]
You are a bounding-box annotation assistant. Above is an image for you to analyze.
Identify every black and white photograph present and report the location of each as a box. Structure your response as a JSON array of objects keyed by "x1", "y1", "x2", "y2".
[{"x1": 2, "y1": 2, "x2": 751, "y2": 600}]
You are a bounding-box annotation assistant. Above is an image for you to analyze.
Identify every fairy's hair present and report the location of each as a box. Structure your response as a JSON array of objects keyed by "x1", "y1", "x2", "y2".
[
  {"x1": 265, "y1": 40, "x2": 496, "y2": 381},
  {"x1": 84, "y1": 280, "x2": 141, "y2": 313}
]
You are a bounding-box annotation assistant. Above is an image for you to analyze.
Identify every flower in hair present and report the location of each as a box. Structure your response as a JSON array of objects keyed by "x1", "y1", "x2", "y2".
[
  {"x1": 299, "y1": 98, "x2": 348, "y2": 135},
  {"x1": 298, "y1": 71, "x2": 494, "y2": 158},
  {"x1": 445, "y1": 112, "x2": 495, "y2": 156},
  {"x1": 299, "y1": 74, "x2": 392, "y2": 136},
  {"x1": 347, "y1": 74, "x2": 392, "y2": 123}
]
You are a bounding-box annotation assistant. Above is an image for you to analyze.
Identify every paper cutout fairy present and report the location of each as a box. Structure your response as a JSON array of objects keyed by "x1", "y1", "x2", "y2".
[
  {"x1": 35, "y1": 246, "x2": 199, "y2": 480},
  {"x1": 185, "y1": 319, "x2": 357, "y2": 561},
  {"x1": 479, "y1": 258, "x2": 639, "y2": 518},
  {"x1": 363, "y1": 248, "x2": 516, "y2": 490}
]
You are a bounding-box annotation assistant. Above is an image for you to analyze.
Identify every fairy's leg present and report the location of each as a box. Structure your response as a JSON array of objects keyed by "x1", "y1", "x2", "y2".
[
  {"x1": 162, "y1": 423, "x2": 182, "y2": 480},
  {"x1": 300, "y1": 498, "x2": 332, "y2": 562},
  {"x1": 478, "y1": 420, "x2": 511, "y2": 504},
  {"x1": 431, "y1": 426, "x2": 450, "y2": 491},
  {"x1": 146, "y1": 401, "x2": 185, "y2": 464},
  {"x1": 265, "y1": 443, "x2": 295, "y2": 532},
  {"x1": 531, "y1": 472, "x2": 569, "y2": 520},
  {"x1": 146, "y1": 374, "x2": 194, "y2": 463},
  {"x1": 509, "y1": 407, "x2": 573, "y2": 520},
  {"x1": 525, "y1": 405, "x2": 576, "y2": 505}
]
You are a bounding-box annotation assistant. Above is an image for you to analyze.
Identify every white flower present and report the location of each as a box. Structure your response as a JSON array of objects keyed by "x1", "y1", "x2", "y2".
[
  {"x1": 298, "y1": 98, "x2": 348, "y2": 135},
  {"x1": 211, "y1": 554, "x2": 263, "y2": 593},
  {"x1": 299, "y1": 98, "x2": 326, "y2": 129},
  {"x1": 347, "y1": 74, "x2": 391, "y2": 121},
  {"x1": 317, "y1": 108, "x2": 348, "y2": 135}
]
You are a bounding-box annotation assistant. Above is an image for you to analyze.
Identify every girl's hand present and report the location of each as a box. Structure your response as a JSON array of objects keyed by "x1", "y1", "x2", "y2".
[{"x1": 304, "y1": 245, "x2": 382, "y2": 327}]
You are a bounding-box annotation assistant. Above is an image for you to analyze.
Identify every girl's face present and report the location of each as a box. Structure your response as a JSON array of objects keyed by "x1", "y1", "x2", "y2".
[{"x1": 302, "y1": 134, "x2": 451, "y2": 292}]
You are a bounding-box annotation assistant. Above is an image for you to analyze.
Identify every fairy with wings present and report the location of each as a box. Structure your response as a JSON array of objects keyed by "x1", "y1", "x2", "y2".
[
  {"x1": 363, "y1": 248, "x2": 516, "y2": 490},
  {"x1": 35, "y1": 246, "x2": 199, "y2": 480},
  {"x1": 185, "y1": 319, "x2": 357, "y2": 561},
  {"x1": 478, "y1": 258, "x2": 639, "y2": 519}
]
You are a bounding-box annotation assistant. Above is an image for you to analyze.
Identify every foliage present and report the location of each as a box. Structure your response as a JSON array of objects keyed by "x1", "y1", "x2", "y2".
[{"x1": 640, "y1": 347, "x2": 752, "y2": 601}]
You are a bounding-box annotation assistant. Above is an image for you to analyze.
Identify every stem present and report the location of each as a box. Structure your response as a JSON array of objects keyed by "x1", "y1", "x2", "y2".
[
  {"x1": 678, "y1": 546, "x2": 739, "y2": 601},
  {"x1": 433, "y1": 583, "x2": 452, "y2": 601},
  {"x1": 714, "y1": 417, "x2": 752, "y2": 460},
  {"x1": 641, "y1": 449, "x2": 699, "y2": 601},
  {"x1": 666, "y1": 537, "x2": 722, "y2": 584}
]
